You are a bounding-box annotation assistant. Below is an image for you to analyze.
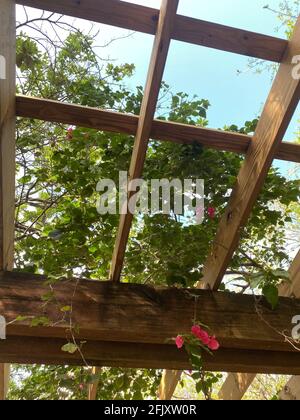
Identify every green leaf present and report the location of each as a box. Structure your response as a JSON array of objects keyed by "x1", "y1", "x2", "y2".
[
  {"x1": 263, "y1": 284, "x2": 279, "y2": 309},
  {"x1": 31, "y1": 316, "x2": 50, "y2": 327},
  {"x1": 60, "y1": 306, "x2": 72, "y2": 313},
  {"x1": 61, "y1": 343, "x2": 79, "y2": 354}
]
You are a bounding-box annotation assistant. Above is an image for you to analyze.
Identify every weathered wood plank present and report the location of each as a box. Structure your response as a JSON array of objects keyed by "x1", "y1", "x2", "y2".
[
  {"x1": 201, "y1": 17, "x2": 300, "y2": 291},
  {"x1": 16, "y1": 96, "x2": 300, "y2": 163},
  {"x1": 110, "y1": 0, "x2": 179, "y2": 282},
  {"x1": 219, "y1": 250, "x2": 300, "y2": 400},
  {"x1": 18, "y1": 0, "x2": 287, "y2": 62},
  {"x1": 1, "y1": 272, "x2": 300, "y2": 352},
  {"x1": 1, "y1": 336, "x2": 300, "y2": 375}
]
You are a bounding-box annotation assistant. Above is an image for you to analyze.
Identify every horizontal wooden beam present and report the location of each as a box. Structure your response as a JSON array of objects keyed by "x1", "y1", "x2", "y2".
[
  {"x1": 17, "y1": 0, "x2": 287, "y2": 62},
  {"x1": 1, "y1": 272, "x2": 300, "y2": 352},
  {"x1": 1, "y1": 336, "x2": 300, "y2": 375},
  {"x1": 16, "y1": 96, "x2": 300, "y2": 163}
]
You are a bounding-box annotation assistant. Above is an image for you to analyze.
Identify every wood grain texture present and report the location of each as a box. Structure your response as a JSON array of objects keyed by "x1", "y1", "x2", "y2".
[
  {"x1": 18, "y1": 0, "x2": 287, "y2": 62},
  {"x1": 1, "y1": 272, "x2": 300, "y2": 352},
  {"x1": 219, "y1": 250, "x2": 300, "y2": 400},
  {"x1": 2, "y1": 336, "x2": 300, "y2": 374},
  {"x1": 16, "y1": 96, "x2": 300, "y2": 163},
  {"x1": 201, "y1": 18, "x2": 300, "y2": 291},
  {"x1": 110, "y1": 0, "x2": 179, "y2": 283}
]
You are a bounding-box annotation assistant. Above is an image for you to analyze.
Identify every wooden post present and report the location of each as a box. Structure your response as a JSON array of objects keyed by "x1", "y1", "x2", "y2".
[{"x1": 0, "y1": 0, "x2": 16, "y2": 400}]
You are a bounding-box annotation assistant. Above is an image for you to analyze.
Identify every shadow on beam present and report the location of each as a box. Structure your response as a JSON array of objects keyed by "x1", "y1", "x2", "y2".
[{"x1": 1, "y1": 336, "x2": 300, "y2": 375}]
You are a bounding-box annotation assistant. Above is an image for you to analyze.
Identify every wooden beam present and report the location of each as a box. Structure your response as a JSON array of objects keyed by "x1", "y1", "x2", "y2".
[
  {"x1": 218, "y1": 373, "x2": 256, "y2": 400},
  {"x1": 18, "y1": 0, "x2": 287, "y2": 62},
  {"x1": 16, "y1": 96, "x2": 300, "y2": 163},
  {"x1": 0, "y1": 0, "x2": 16, "y2": 402},
  {"x1": 279, "y1": 376, "x2": 300, "y2": 400},
  {"x1": 219, "y1": 250, "x2": 300, "y2": 400},
  {"x1": 200, "y1": 17, "x2": 300, "y2": 292},
  {"x1": 158, "y1": 370, "x2": 182, "y2": 400},
  {"x1": 1, "y1": 272, "x2": 300, "y2": 352},
  {"x1": 2, "y1": 336, "x2": 300, "y2": 375},
  {"x1": 173, "y1": 15, "x2": 287, "y2": 62},
  {"x1": 110, "y1": 0, "x2": 179, "y2": 283}
]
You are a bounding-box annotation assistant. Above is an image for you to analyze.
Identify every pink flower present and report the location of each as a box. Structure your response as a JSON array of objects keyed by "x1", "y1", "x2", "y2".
[
  {"x1": 66, "y1": 127, "x2": 73, "y2": 140},
  {"x1": 175, "y1": 335, "x2": 184, "y2": 349},
  {"x1": 191, "y1": 325, "x2": 210, "y2": 346},
  {"x1": 208, "y1": 336, "x2": 220, "y2": 351},
  {"x1": 208, "y1": 207, "x2": 216, "y2": 219},
  {"x1": 191, "y1": 325, "x2": 202, "y2": 337}
]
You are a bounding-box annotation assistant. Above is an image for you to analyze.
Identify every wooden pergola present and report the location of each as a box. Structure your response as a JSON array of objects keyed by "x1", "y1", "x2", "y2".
[{"x1": 1, "y1": 0, "x2": 300, "y2": 400}]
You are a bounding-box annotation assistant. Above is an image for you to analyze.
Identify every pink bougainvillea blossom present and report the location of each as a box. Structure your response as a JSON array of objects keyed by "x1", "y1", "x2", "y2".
[
  {"x1": 207, "y1": 207, "x2": 216, "y2": 219},
  {"x1": 191, "y1": 325, "x2": 210, "y2": 345},
  {"x1": 191, "y1": 325, "x2": 202, "y2": 337},
  {"x1": 175, "y1": 335, "x2": 185, "y2": 349},
  {"x1": 208, "y1": 336, "x2": 220, "y2": 351},
  {"x1": 66, "y1": 127, "x2": 73, "y2": 140}
]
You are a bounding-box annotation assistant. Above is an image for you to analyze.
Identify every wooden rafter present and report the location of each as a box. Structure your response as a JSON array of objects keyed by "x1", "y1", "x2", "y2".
[
  {"x1": 87, "y1": 367, "x2": 101, "y2": 401},
  {"x1": 17, "y1": 0, "x2": 287, "y2": 62},
  {"x1": 16, "y1": 96, "x2": 300, "y2": 163},
  {"x1": 219, "y1": 250, "x2": 300, "y2": 400},
  {"x1": 110, "y1": 0, "x2": 179, "y2": 283},
  {"x1": 158, "y1": 370, "x2": 182, "y2": 400},
  {"x1": 0, "y1": 0, "x2": 16, "y2": 401},
  {"x1": 201, "y1": 17, "x2": 300, "y2": 291}
]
